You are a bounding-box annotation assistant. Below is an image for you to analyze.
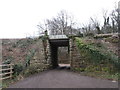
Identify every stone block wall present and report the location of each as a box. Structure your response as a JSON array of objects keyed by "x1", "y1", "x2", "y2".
[
  {"x1": 69, "y1": 38, "x2": 82, "y2": 69},
  {"x1": 30, "y1": 38, "x2": 83, "y2": 71}
]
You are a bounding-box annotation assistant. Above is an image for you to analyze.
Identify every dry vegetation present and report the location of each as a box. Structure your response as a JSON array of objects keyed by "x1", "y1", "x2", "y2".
[
  {"x1": 75, "y1": 34, "x2": 119, "y2": 81},
  {"x1": 2, "y1": 38, "x2": 38, "y2": 64}
]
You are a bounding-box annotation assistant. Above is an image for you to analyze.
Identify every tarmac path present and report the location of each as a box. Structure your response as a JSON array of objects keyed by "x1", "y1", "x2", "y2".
[{"x1": 9, "y1": 69, "x2": 118, "y2": 88}]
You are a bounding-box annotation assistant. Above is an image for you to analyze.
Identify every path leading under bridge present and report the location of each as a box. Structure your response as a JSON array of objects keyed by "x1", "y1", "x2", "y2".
[{"x1": 8, "y1": 69, "x2": 118, "y2": 88}]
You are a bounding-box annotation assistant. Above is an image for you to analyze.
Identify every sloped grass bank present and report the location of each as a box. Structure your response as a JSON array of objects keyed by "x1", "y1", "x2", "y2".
[
  {"x1": 75, "y1": 37, "x2": 119, "y2": 80},
  {"x1": 2, "y1": 38, "x2": 48, "y2": 88}
]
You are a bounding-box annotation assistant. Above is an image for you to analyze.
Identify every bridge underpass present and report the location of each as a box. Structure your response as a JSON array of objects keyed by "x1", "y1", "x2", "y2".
[
  {"x1": 8, "y1": 35, "x2": 118, "y2": 88},
  {"x1": 49, "y1": 35, "x2": 70, "y2": 69}
]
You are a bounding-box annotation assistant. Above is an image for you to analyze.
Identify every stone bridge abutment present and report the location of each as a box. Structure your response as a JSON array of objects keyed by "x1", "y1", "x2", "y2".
[
  {"x1": 44, "y1": 35, "x2": 81, "y2": 69},
  {"x1": 30, "y1": 35, "x2": 82, "y2": 71}
]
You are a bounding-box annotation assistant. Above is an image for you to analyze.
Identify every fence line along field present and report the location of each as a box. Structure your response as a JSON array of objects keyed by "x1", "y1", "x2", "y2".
[{"x1": 0, "y1": 64, "x2": 14, "y2": 80}]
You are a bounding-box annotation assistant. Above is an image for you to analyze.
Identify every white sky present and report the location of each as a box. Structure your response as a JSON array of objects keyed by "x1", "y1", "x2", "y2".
[{"x1": 0, "y1": 0, "x2": 119, "y2": 38}]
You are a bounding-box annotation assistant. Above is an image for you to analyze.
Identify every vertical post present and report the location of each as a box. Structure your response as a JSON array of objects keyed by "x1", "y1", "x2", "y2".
[
  {"x1": 0, "y1": 39, "x2": 2, "y2": 89},
  {"x1": 46, "y1": 39, "x2": 50, "y2": 64},
  {"x1": 69, "y1": 38, "x2": 73, "y2": 69},
  {"x1": 10, "y1": 64, "x2": 12, "y2": 79},
  {"x1": 118, "y1": 2, "x2": 120, "y2": 90}
]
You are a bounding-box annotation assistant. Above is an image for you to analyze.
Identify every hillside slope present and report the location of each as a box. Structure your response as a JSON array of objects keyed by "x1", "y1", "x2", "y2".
[{"x1": 2, "y1": 38, "x2": 41, "y2": 64}]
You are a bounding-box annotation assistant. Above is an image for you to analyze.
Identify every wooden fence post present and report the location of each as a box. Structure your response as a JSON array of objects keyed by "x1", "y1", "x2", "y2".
[
  {"x1": 10, "y1": 64, "x2": 13, "y2": 79},
  {"x1": 0, "y1": 64, "x2": 14, "y2": 80}
]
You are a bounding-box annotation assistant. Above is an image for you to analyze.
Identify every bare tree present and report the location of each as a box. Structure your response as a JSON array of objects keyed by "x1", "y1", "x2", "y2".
[
  {"x1": 40, "y1": 10, "x2": 76, "y2": 35},
  {"x1": 102, "y1": 9, "x2": 108, "y2": 27},
  {"x1": 110, "y1": 3, "x2": 119, "y2": 33},
  {"x1": 90, "y1": 17, "x2": 101, "y2": 34},
  {"x1": 101, "y1": 9, "x2": 113, "y2": 33},
  {"x1": 118, "y1": 2, "x2": 120, "y2": 34},
  {"x1": 37, "y1": 20, "x2": 48, "y2": 35}
]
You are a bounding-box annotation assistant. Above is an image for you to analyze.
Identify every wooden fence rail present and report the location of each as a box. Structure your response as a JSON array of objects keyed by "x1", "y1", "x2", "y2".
[{"x1": 0, "y1": 64, "x2": 14, "y2": 80}]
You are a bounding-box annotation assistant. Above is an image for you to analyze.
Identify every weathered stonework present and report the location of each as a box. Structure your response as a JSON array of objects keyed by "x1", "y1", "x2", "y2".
[
  {"x1": 45, "y1": 39, "x2": 52, "y2": 68},
  {"x1": 69, "y1": 38, "x2": 82, "y2": 69},
  {"x1": 30, "y1": 37, "x2": 82, "y2": 71}
]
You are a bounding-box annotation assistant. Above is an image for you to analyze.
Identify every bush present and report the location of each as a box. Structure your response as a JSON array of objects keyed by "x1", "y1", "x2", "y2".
[
  {"x1": 85, "y1": 33, "x2": 94, "y2": 37},
  {"x1": 23, "y1": 64, "x2": 46, "y2": 77},
  {"x1": 76, "y1": 38, "x2": 106, "y2": 64},
  {"x1": 105, "y1": 36, "x2": 119, "y2": 43},
  {"x1": 13, "y1": 63, "x2": 24, "y2": 75},
  {"x1": 25, "y1": 49, "x2": 36, "y2": 67},
  {"x1": 12, "y1": 43, "x2": 17, "y2": 48},
  {"x1": 2, "y1": 56, "x2": 13, "y2": 65},
  {"x1": 2, "y1": 59, "x2": 12, "y2": 64}
]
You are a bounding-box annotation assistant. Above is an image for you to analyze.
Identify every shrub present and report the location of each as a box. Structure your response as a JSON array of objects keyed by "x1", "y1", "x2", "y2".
[
  {"x1": 25, "y1": 49, "x2": 36, "y2": 67},
  {"x1": 76, "y1": 38, "x2": 106, "y2": 64},
  {"x1": 41, "y1": 35, "x2": 48, "y2": 42},
  {"x1": 23, "y1": 64, "x2": 46, "y2": 77},
  {"x1": 105, "y1": 36, "x2": 119, "y2": 43},
  {"x1": 85, "y1": 33, "x2": 94, "y2": 37},
  {"x1": 13, "y1": 63, "x2": 24, "y2": 75},
  {"x1": 73, "y1": 68, "x2": 85, "y2": 72},
  {"x1": 2, "y1": 57, "x2": 13, "y2": 64},
  {"x1": 12, "y1": 43, "x2": 17, "y2": 48}
]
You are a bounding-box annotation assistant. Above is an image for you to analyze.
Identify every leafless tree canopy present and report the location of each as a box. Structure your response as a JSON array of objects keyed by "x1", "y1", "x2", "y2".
[
  {"x1": 37, "y1": 10, "x2": 79, "y2": 35},
  {"x1": 37, "y1": 2, "x2": 119, "y2": 37}
]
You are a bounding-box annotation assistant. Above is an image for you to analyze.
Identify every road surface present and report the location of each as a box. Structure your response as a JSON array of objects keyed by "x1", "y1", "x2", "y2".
[{"x1": 9, "y1": 69, "x2": 118, "y2": 88}]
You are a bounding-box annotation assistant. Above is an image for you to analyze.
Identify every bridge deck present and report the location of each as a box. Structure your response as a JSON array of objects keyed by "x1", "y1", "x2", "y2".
[
  {"x1": 49, "y1": 35, "x2": 69, "y2": 46},
  {"x1": 49, "y1": 35, "x2": 68, "y2": 40}
]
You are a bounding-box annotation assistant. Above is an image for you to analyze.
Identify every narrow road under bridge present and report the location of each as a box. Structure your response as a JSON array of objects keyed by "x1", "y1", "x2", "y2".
[{"x1": 8, "y1": 69, "x2": 118, "y2": 88}]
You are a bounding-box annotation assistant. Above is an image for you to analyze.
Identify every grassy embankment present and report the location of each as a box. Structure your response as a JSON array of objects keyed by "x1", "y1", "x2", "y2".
[
  {"x1": 74, "y1": 37, "x2": 119, "y2": 81},
  {"x1": 2, "y1": 38, "x2": 45, "y2": 88}
]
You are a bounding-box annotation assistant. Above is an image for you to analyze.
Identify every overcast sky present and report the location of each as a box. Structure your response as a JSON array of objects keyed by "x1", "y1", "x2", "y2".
[{"x1": 0, "y1": 0, "x2": 119, "y2": 38}]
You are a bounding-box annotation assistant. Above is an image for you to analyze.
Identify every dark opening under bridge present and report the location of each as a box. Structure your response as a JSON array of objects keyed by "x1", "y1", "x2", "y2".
[
  {"x1": 49, "y1": 35, "x2": 69, "y2": 68},
  {"x1": 41, "y1": 34, "x2": 81, "y2": 69}
]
